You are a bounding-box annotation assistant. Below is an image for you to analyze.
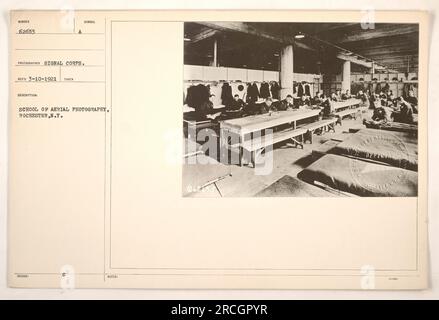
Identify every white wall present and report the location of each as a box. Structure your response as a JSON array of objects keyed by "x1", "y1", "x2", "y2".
[{"x1": 184, "y1": 64, "x2": 320, "y2": 83}]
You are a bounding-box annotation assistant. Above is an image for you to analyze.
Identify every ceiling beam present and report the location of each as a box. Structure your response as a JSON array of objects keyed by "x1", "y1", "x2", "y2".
[
  {"x1": 190, "y1": 28, "x2": 220, "y2": 43},
  {"x1": 194, "y1": 22, "x2": 404, "y2": 71},
  {"x1": 315, "y1": 23, "x2": 358, "y2": 33},
  {"x1": 343, "y1": 36, "x2": 418, "y2": 51},
  {"x1": 338, "y1": 24, "x2": 419, "y2": 43},
  {"x1": 198, "y1": 22, "x2": 290, "y2": 42},
  {"x1": 307, "y1": 32, "x2": 402, "y2": 71},
  {"x1": 336, "y1": 53, "x2": 372, "y2": 68},
  {"x1": 336, "y1": 53, "x2": 400, "y2": 73},
  {"x1": 196, "y1": 21, "x2": 317, "y2": 52},
  {"x1": 294, "y1": 41, "x2": 316, "y2": 51},
  {"x1": 354, "y1": 48, "x2": 418, "y2": 57}
]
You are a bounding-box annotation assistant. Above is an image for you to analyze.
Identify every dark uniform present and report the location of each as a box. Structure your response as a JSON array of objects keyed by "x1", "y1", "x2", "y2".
[
  {"x1": 295, "y1": 98, "x2": 310, "y2": 109},
  {"x1": 371, "y1": 107, "x2": 388, "y2": 122},
  {"x1": 228, "y1": 98, "x2": 245, "y2": 111},
  {"x1": 274, "y1": 99, "x2": 294, "y2": 111},
  {"x1": 311, "y1": 96, "x2": 322, "y2": 106},
  {"x1": 321, "y1": 99, "x2": 334, "y2": 118},
  {"x1": 259, "y1": 102, "x2": 273, "y2": 114},
  {"x1": 394, "y1": 103, "x2": 414, "y2": 124}
]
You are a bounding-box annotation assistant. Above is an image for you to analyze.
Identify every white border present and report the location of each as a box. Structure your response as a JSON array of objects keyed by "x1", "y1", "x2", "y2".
[{"x1": 1, "y1": 0, "x2": 438, "y2": 299}]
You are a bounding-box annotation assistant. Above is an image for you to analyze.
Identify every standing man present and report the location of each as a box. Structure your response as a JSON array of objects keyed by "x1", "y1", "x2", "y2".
[{"x1": 321, "y1": 96, "x2": 334, "y2": 118}]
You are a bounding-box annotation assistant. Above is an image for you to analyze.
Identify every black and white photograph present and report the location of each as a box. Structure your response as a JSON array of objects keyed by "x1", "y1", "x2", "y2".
[{"x1": 182, "y1": 21, "x2": 419, "y2": 197}]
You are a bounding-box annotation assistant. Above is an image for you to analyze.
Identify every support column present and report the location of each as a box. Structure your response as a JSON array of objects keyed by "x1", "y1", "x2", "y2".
[
  {"x1": 213, "y1": 38, "x2": 218, "y2": 67},
  {"x1": 341, "y1": 60, "x2": 351, "y2": 93},
  {"x1": 279, "y1": 44, "x2": 294, "y2": 99}
]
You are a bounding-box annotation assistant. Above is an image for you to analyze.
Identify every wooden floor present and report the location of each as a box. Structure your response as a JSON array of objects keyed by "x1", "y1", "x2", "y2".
[{"x1": 186, "y1": 110, "x2": 371, "y2": 197}]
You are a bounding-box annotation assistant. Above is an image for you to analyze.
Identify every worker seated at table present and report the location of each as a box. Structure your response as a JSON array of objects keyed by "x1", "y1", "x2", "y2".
[
  {"x1": 227, "y1": 94, "x2": 246, "y2": 111},
  {"x1": 382, "y1": 92, "x2": 394, "y2": 108},
  {"x1": 311, "y1": 91, "x2": 322, "y2": 106},
  {"x1": 295, "y1": 95, "x2": 311, "y2": 109},
  {"x1": 369, "y1": 93, "x2": 380, "y2": 109},
  {"x1": 363, "y1": 104, "x2": 391, "y2": 128},
  {"x1": 387, "y1": 90, "x2": 396, "y2": 107},
  {"x1": 259, "y1": 97, "x2": 276, "y2": 114},
  {"x1": 330, "y1": 92, "x2": 339, "y2": 102},
  {"x1": 194, "y1": 100, "x2": 222, "y2": 121},
  {"x1": 405, "y1": 90, "x2": 418, "y2": 113},
  {"x1": 273, "y1": 94, "x2": 294, "y2": 111},
  {"x1": 341, "y1": 89, "x2": 351, "y2": 100},
  {"x1": 218, "y1": 94, "x2": 245, "y2": 120},
  {"x1": 242, "y1": 100, "x2": 258, "y2": 116},
  {"x1": 320, "y1": 96, "x2": 334, "y2": 118},
  {"x1": 356, "y1": 90, "x2": 370, "y2": 108},
  {"x1": 356, "y1": 90, "x2": 364, "y2": 100},
  {"x1": 319, "y1": 93, "x2": 327, "y2": 103},
  {"x1": 392, "y1": 96, "x2": 415, "y2": 124},
  {"x1": 336, "y1": 89, "x2": 343, "y2": 101}
]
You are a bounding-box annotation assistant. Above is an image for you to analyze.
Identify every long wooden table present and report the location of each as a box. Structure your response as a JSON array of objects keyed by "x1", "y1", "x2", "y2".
[
  {"x1": 331, "y1": 99, "x2": 363, "y2": 125},
  {"x1": 220, "y1": 108, "x2": 321, "y2": 165},
  {"x1": 221, "y1": 108, "x2": 321, "y2": 135},
  {"x1": 332, "y1": 98, "x2": 362, "y2": 111}
]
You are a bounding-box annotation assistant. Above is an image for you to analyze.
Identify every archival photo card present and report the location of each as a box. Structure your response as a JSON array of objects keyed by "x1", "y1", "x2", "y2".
[{"x1": 8, "y1": 10, "x2": 429, "y2": 289}]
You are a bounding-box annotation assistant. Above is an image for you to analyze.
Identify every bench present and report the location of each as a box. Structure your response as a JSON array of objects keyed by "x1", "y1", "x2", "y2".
[
  {"x1": 335, "y1": 108, "x2": 361, "y2": 125},
  {"x1": 236, "y1": 127, "x2": 307, "y2": 167},
  {"x1": 300, "y1": 118, "x2": 337, "y2": 144},
  {"x1": 373, "y1": 122, "x2": 418, "y2": 135}
]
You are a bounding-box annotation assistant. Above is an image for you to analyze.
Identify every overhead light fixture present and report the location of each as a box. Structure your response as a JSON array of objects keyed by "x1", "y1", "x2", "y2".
[
  {"x1": 274, "y1": 53, "x2": 279, "y2": 57},
  {"x1": 184, "y1": 37, "x2": 191, "y2": 42},
  {"x1": 294, "y1": 33, "x2": 305, "y2": 39}
]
